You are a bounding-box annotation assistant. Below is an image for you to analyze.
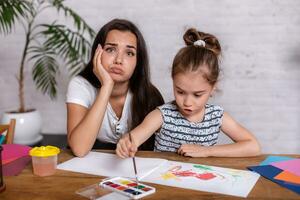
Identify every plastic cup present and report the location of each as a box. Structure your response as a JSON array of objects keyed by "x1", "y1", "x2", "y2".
[{"x1": 29, "y1": 146, "x2": 60, "y2": 177}]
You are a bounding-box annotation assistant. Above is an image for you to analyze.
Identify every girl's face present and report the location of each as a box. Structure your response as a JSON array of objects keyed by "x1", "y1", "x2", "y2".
[
  {"x1": 173, "y1": 69, "x2": 215, "y2": 122},
  {"x1": 101, "y1": 30, "x2": 137, "y2": 83}
]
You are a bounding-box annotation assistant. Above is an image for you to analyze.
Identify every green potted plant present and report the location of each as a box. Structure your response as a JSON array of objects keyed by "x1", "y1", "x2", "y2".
[{"x1": 0, "y1": 0, "x2": 95, "y2": 144}]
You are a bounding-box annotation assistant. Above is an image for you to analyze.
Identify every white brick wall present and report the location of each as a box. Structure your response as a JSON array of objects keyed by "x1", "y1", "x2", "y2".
[{"x1": 0, "y1": 0, "x2": 299, "y2": 154}]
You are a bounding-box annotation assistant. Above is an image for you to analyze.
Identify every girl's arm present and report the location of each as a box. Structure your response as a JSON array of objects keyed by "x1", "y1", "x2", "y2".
[
  {"x1": 209, "y1": 112, "x2": 261, "y2": 157},
  {"x1": 116, "y1": 109, "x2": 163, "y2": 158},
  {"x1": 178, "y1": 112, "x2": 261, "y2": 157},
  {"x1": 67, "y1": 45, "x2": 114, "y2": 157}
]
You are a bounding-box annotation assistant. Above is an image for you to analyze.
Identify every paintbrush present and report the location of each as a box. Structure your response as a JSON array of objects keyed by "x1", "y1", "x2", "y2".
[{"x1": 128, "y1": 132, "x2": 139, "y2": 184}]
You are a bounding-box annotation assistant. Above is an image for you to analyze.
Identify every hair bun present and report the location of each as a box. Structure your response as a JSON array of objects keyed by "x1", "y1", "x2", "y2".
[
  {"x1": 183, "y1": 28, "x2": 200, "y2": 45},
  {"x1": 183, "y1": 28, "x2": 221, "y2": 56}
]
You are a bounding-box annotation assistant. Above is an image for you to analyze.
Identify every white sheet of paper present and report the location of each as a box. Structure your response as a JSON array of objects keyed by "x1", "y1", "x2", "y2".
[
  {"x1": 59, "y1": 152, "x2": 259, "y2": 197},
  {"x1": 142, "y1": 160, "x2": 260, "y2": 197},
  {"x1": 57, "y1": 151, "x2": 167, "y2": 180}
]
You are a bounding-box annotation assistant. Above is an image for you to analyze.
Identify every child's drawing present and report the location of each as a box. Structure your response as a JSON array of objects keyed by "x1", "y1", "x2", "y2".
[
  {"x1": 160, "y1": 165, "x2": 217, "y2": 181},
  {"x1": 159, "y1": 163, "x2": 248, "y2": 185},
  {"x1": 142, "y1": 161, "x2": 260, "y2": 197}
]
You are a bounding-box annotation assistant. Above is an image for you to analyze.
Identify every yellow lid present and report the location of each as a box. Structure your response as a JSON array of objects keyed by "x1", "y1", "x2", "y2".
[{"x1": 29, "y1": 145, "x2": 60, "y2": 157}]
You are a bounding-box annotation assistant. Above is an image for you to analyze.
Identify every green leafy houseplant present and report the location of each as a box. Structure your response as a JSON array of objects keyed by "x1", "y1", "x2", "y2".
[{"x1": 0, "y1": 0, "x2": 95, "y2": 113}]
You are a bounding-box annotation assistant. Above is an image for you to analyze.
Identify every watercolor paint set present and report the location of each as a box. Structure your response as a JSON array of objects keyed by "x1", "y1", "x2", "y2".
[{"x1": 99, "y1": 177, "x2": 156, "y2": 199}]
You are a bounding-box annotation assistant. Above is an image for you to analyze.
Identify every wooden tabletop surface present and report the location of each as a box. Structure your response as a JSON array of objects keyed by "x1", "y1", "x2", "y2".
[{"x1": 1, "y1": 150, "x2": 299, "y2": 200}]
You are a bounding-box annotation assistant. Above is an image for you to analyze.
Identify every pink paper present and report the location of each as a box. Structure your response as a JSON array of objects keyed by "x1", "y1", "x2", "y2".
[
  {"x1": 3, "y1": 155, "x2": 31, "y2": 176},
  {"x1": 271, "y1": 158, "x2": 300, "y2": 177},
  {"x1": 3, "y1": 157, "x2": 17, "y2": 165},
  {"x1": 2, "y1": 144, "x2": 31, "y2": 162}
]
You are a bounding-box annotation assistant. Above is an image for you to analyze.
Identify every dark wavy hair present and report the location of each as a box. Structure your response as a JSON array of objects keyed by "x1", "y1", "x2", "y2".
[{"x1": 79, "y1": 19, "x2": 164, "y2": 150}]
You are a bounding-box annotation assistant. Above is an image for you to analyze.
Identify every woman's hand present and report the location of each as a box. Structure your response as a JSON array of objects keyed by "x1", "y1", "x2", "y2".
[
  {"x1": 116, "y1": 133, "x2": 138, "y2": 158},
  {"x1": 93, "y1": 44, "x2": 114, "y2": 87},
  {"x1": 177, "y1": 144, "x2": 209, "y2": 157}
]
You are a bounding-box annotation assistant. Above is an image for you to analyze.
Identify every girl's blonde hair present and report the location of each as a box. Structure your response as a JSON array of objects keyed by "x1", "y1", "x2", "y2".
[{"x1": 172, "y1": 28, "x2": 221, "y2": 86}]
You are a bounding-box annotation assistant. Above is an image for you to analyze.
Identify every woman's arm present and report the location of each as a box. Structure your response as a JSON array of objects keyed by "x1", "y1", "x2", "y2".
[
  {"x1": 116, "y1": 109, "x2": 163, "y2": 158},
  {"x1": 67, "y1": 45, "x2": 114, "y2": 157},
  {"x1": 67, "y1": 85, "x2": 112, "y2": 157}
]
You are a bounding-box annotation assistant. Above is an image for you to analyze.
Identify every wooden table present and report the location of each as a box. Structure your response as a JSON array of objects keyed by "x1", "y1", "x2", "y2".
[{"x1": 0, "y1": 150, "x2": 299, "y2": 200}]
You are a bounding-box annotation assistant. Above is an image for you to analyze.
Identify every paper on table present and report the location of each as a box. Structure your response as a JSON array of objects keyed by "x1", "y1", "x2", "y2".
[
  {"x1": 248, "y1": 165, "x2": 300, "y2": 195},
  {"x1": 57, "y1": 151, "x2": 167, "y2": 180},
  {"x1": 271, "y1": 159, "x2": 300, "y2": 177},
  {"x1": 259, "y1": 155, "x2": 294, "y2": 166},
  {"x1": 2, "y1": 144, "x2": 31, "y2": 163},
  {"x1": 3, "y1": 155, "x2": 31, "y2": 176},
  {"x1": 274, "y1": 171, "x2": 300, "y2": 184},
  {"x1": 143, "y1": 160, "x2": 260, "y2": 198},
  {"x1": 59, "y1": 152, "x2": 259, "y2": 197}
]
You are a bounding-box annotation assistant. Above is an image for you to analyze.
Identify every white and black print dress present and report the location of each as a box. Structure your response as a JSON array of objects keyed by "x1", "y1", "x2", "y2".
[{"x1": 154, "y1": 102, "x2": 224, "y2": 152}]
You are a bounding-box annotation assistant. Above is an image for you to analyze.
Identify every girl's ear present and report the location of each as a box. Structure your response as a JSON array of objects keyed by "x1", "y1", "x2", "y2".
[
  {"x1": 213, "y1": 86, "x2": 217, "y2": 93},
  {"x1": 210, "y1": 84, "x2": 217, "y2": 97},
  {"x1": 213, "y1": 82, "x2": 218, "y2": 92}
]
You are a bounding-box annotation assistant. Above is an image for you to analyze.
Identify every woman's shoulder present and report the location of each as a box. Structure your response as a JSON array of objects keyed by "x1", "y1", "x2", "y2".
[
  {"x1": 69, "y1": 75, "x2": 93, "y2": 88},
  {"x1": 66, "y1": 75, "x2": 97, "y2": 107},
  {"x1": 68, "y1": 75, "x2": 97, "y2": 93}
]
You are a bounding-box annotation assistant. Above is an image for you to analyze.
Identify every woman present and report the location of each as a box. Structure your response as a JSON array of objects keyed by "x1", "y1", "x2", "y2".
[{"x1": 66, "y1": 19, "x2": 164, "y2": 157}]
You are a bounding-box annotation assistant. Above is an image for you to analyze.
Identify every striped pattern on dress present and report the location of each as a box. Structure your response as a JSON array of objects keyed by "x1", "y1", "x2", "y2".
[{"x1": 154, "y1": 102, "x2": 224, "y2": 152}]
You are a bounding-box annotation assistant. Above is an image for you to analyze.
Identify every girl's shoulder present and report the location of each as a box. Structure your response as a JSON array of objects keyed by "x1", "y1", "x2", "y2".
[
  {"x1": 158, "y1": 101, "x2": 177, "y2": 111},
  {"x1": 205, "y1": 103, "x2": 224, "y2": 111},
  {"x1": 205, "y1": 103, "x2": 224, "y2": 118}
]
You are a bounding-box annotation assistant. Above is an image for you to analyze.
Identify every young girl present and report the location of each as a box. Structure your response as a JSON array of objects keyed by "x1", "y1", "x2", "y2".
[
  {"x1": 66, "y1": 19, "x2": 164, "y2": 157},
  {"x1": 116, "y1": 28, "x2": 261, "y2": 158}
]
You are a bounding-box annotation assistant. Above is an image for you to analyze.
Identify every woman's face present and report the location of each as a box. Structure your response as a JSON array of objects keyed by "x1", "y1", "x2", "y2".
[{"x1": 101, "y1": 30, "x2": 137, "y2": 83}]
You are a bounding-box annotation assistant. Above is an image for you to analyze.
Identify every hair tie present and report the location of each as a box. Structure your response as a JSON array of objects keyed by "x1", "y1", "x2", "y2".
[{"x1": 193, "y1": 40, "x2": 205, "y2": 47}]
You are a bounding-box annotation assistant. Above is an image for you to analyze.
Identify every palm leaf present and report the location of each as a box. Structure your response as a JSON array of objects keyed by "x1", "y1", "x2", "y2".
[
  {"x1": 0, "y1": 0, "x2": 95, "y2": 108},
  {"x1": 66, "y1": 57, "x2": 85, "y2": 76},
  {"x1": 50, "y1": 0, "x2": 95, "y2": 39},
  {"x1": 37, "y1": 23, "x2": 91, "y2": 73},
  {"x1": 30, "y1": 46, "x2": 59, "y2": 99},
  {"x1": 0, "y1": 0, "x2": 32, "y2": 34}
]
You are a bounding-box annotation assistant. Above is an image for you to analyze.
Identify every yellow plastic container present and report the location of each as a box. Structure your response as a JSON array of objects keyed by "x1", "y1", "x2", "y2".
[{"x1": 29, "y1": 146, "x2": 60, "y2": 176}]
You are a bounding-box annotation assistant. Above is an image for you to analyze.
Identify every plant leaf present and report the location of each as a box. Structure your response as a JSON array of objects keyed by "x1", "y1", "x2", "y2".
[
  {"x1": 0, "y1": 0, "x2": 32, "y2": 34},
  {"x1": 50, "y1": 0, "x2": 95, "y2": 39},
  {"x1": 37, "y1": 23, "x2": 91, "y2": 74},
  {"x1": 30, "y1": 45, "x2": 59, "y2": 99}
]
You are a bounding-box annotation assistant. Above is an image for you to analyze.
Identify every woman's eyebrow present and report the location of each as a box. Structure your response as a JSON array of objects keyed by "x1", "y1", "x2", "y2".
[
  {"x1": 126, "y1": 45, "x2": 136, "y2": 50},
  {"x1": 104, "y1": 42, "x2": 117, "y2": 46},
  {"x1": 104, "y1": 42, "x2": 136, "y2": 50}
]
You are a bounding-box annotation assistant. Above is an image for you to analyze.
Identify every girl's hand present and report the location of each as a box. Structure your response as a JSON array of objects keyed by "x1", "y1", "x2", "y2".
[
  {"x1": 116, "y1": 133, "x2": 138, "y2": 158},
  {"x1": 177, "y1": 144, "x2": 209, "y2": 157},
  {"x1": 93, "y1": 44, "x2": 114, "y2": 87}
]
